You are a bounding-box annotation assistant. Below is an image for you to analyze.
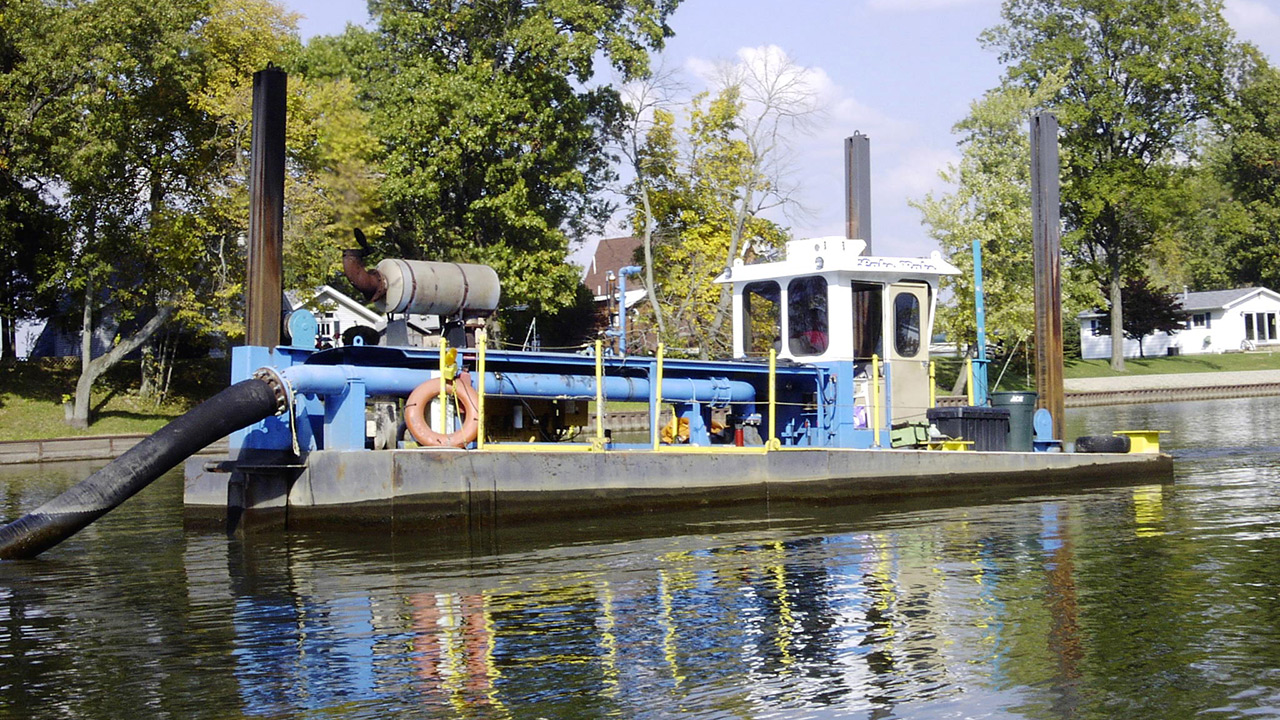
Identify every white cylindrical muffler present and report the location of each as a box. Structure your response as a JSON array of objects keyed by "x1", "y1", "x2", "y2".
[{"x1": 374, "y1": 259, "x2": 501, "y2": 316}]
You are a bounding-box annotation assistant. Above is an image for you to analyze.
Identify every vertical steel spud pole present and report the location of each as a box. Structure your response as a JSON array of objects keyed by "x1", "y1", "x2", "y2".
[
  {"x1": 245, "y1": 66, "x2": 287, "y2": 348},
  {"x1": 845, "y1": 132, "x2": 872, "y2": 253},
  {"x1": 1030, "y1": 112, "x2": 1065, "y2": 438}
]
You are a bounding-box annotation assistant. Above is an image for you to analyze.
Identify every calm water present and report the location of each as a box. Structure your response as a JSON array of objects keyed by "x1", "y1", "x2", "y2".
[{"x1": 3, "y1": 397, "x2": 1280, "y2": 719}]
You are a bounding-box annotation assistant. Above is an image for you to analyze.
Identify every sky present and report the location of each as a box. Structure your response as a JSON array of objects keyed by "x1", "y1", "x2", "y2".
[{"x1": 283, "y1": 0, "x2": 1280, "y2": 261}]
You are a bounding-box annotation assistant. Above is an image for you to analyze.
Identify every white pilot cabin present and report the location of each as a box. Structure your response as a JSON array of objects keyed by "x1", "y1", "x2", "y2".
[{"x1": 718, "y1": 236, "x2": 959, "y2": 430}]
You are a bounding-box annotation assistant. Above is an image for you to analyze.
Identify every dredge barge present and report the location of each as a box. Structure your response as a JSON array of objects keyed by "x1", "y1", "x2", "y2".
[
  {"x1": 0, "y1": 75, "x2": 1166, "y2": 559},
  {"x1": 183, "y1": 235, "x2": 1171, "y2": 532}
]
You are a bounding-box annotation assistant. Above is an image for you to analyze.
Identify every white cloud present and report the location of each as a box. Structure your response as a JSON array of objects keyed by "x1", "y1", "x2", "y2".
[
  {"x1": 677, "y1": 44, "x2": 948, "y2": 255},
  {"x1": 883, "y1": 147, "x2": 959, "y2": 198}
]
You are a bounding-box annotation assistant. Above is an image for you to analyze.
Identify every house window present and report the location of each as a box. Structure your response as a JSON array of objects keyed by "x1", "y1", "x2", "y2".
[
  {"x1": 1186, "y1": 313, "x2": 1210, "y2": 329},
  {"x1": 316, "y1": 312, "x2": 341, "y2": 347},
  {"x1": 741, "y1": 281, "x2": 780, "y2": 357},
  {"x1": 1090, "y1": 319, "x2": 1110, "y2": 336},
  {"x1": 787, "y1": 276, "x2": 828, "y2": 356},
  {"x1": 1249, "y1": 312, "x2": 1279, "y2": 343}
]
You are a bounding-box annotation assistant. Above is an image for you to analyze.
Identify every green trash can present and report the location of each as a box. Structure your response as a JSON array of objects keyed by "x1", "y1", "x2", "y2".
[{"x1": 990, "y1": 391, "x2": 1038, "y2": 452}]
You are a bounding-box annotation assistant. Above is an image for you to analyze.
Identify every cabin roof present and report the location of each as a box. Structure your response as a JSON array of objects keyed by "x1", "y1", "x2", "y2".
[{"x1": 715, "y1": 237, "x2": 960, "y2": 285}]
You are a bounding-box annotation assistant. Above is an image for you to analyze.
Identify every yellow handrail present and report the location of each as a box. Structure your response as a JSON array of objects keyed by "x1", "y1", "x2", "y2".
[
  {"x1": 653, "y1": 343, "x2": 664, "y2": 450},
  {"x1": 929, "y1": 360, "x2": 936, "y2": 408},
  {"x1": 439, "y1": 336, "x2": 449, "y2": 433},
  {"x1": 768, "y1": 348, "x2": 777, "y2": 448},
  {"x1": 872, "y1": 354, "x2": 882, "y2": 447},
  {"x1": 477, "y1": 329, "x2": 487, "y2": 450},
  {"x1": 966, "y1": 357, "x2": 974, "y2": 406},
  {"x1": 595, "y1": 339, "x2": 604, "y2": 445}
]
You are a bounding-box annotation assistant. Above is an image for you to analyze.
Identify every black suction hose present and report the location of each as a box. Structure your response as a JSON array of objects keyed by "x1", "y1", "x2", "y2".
[{"x1": 0, "y1": 374, "x2": 285, "y2": 560}]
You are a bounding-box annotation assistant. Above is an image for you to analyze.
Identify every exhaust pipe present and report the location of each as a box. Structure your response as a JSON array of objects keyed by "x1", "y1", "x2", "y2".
[
  {"x1": 343, "y1": 228, "x2": 386, "y2": 304},
  {"x1": 0, "y1": 372, "x2": 285, "y2": 560}
]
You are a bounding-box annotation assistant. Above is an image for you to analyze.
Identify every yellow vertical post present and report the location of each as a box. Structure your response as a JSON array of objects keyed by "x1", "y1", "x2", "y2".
[
  {"x1": 477, "y1": 329, "x2": 487, "y2": 450},
  {"x1": 872, "y1": 354, "x2": 882, "y2": 447},
  {"x1": 653, "y1": 343, "x2": 665, "y2": 451},
  {"x1": 929, "y1": 360, "x2": 937, "y2": 408},
  {"x1": 595, "y1": 339, "x2": 605, "y2": 444},
  {"x1": 439, "y1": 336, "x2": 449, "y2": 433},
  {"x1": 966, "y1": 357, "x2": 975, "y2": 406},
  {"x1": 768, "y1": 348, "x2": 778, "y2": 448}
]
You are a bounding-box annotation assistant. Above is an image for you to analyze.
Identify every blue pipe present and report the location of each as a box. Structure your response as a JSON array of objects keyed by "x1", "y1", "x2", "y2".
[
  {"x1": 481, "y1": 371, "x2": 755, "y2": 406},
  {"x1": 281, "y1": 364, "x2": 427, "y2": 396},
  {"x1": 617, "y1": 265, "x2": 642, "y2": 356},
  {"x1": 279, "y1": 364, "x2": 756, "y2": 406},
  {"x1": 972, "y1": 238, "x2": 989, "y2": 406}
]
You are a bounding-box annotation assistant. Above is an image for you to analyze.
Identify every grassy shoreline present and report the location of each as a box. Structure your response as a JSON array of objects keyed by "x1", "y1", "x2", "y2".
[{"x1": 3, "y1": 351, "x2": 1278, "y2": 442}]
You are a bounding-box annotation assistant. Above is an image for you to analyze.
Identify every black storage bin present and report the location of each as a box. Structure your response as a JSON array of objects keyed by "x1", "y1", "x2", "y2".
[{"x1": 926, "y1": 406, "x2": 1011, "y2": 451}]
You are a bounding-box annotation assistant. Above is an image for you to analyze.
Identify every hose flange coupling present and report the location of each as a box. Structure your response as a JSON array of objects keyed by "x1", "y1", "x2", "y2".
[{"x1": 252, "y1": 367, "x2": 291, "y2": 416}]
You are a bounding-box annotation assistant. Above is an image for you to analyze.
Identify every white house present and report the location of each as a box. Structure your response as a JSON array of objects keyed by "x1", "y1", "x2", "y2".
[
  {"x1": 285, "y1": 285, "x2": 386, "y2": 348},
  {"x1": 1078, "y1": 287, "x2": 1280, "y2": 359}
]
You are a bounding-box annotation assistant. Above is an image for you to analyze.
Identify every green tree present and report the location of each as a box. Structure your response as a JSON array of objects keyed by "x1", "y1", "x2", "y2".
[
  {"x1": 362, "y1": 0, "x2": 679, "y2": 320},
  {"x1": 915, "y1": 79, "x2": 1070, "y2": 361},
  {"x1": 1, "y1": 0, "x2": 298, "y2": 426},
  {"x1": 634, "y1": 89, "x2": 792, "y2": 357},
  {"x1": 632, "y1": 48, "x2": 820, "y2": 358},
  {"x1": 983, "y1": 0, "x2": 1246, "y2": 371},
  {"x1": 1195, "y1": 55, "x2": 1280, "y2": 291},
  {"x1": 1114, "y1": 276, "x2": 1185, "y2": 357}
]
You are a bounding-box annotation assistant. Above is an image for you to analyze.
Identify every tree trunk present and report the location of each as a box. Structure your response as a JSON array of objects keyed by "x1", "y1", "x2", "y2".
[
  {"x1": 70, "y1": 285, "x2": 96, "y2": 428},
  {"x1": 68, "y1": 303, "x2": 175, "y2": 428},
  {"x1": 951, "y1": 347, "x2": 972, "y2": 395},
  {"x1": 0, "y1": 312, "x2": 14, "y2": 363},
  {"x1": 638, "y1": 185, "x2": 664, "y2": 342},
  {"x1": 706, "y1": 188, "x2": 755, "y2": 359},
  {"x1": 1109, "y1": 265, "x2": 1125, "y2": 372}
]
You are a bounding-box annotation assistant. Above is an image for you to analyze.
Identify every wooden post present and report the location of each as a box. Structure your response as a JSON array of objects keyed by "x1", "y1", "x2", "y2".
[
  {"x1": 245, "y1": 66, "x2": 287, "y2": 348},
  {"x1": 1031, "y1": 112, "x2": 1065, "y2": 438}
]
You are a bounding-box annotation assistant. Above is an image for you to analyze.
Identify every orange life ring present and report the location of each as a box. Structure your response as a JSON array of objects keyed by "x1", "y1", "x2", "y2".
[{"x1": 404, "y1": 371, "x2": 480, "y2": 448}]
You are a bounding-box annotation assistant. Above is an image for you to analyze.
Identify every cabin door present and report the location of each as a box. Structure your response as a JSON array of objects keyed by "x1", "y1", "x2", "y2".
[{"x1": 887, "y1": 283, "x2": 931, "y2": 423}]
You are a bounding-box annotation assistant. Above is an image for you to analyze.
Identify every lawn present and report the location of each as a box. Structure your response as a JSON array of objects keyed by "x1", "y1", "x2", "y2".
[
  {"x1": 1063, "y1": 349, "x2": 1280, "y2": 378},
  {"x1": 0, "y1": 358, "x2": 229, "y2": 442}
]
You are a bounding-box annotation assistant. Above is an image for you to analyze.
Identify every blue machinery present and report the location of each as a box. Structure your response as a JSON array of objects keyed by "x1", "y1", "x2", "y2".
[
  {"x1": 231, "y1": 336, "x2": 896, "y2": 455},
  {"x1": 234, "y1": 235, "x2": 965, "y2": 456}
]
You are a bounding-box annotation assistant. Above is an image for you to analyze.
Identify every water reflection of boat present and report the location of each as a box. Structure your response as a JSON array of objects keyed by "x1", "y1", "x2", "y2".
[{"x1": 185, "y1": 236, "x2": 1171, "y2": 531}]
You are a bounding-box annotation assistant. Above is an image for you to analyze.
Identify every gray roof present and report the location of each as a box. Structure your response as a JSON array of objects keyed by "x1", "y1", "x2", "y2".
[
  {"x1": 1076, "y1": 287, "x2": 1272, "y2": 318},
  {"x1": 1179, "y1": 287, "x2": 1263, "y2": 311}
]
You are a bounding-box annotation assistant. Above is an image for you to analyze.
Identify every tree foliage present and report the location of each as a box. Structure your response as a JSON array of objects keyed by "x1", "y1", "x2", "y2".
[
  {"x1": 1112, "y1": 276, "x2": 1185, "y2": 357},
  {"x1": 982, "y1": 0, "x2": 1246, "y2": 370},
  {"x1": 0, "y1": 0, "x2": 310, "y2": 424},
  {"x1": 627, "y1": 47, "x2": 820, "y2": 358},
  {"x1": 362, "y1": 0, "x2": 679, "y2": 318},
  {"x1": 915, "y1": 79, "x2": 1070, "y2": 354},
  {"x1": 1190, "y1": 56, "x2": 1280, "y2": 292}
]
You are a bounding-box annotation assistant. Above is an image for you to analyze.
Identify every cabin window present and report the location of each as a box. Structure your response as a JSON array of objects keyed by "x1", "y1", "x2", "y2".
[
  {"x1": 893, "y1": 292, "x2": 921, "y2": 358},
  {"x1": 851, "y1": 282, "x2": 882, "y2": 359},
  {"x1": 741, "y1": 281, "x2": 781, "y2": 356},
  {"x1": 788, "y1": 276, "x2": 829, "y2": 355}
]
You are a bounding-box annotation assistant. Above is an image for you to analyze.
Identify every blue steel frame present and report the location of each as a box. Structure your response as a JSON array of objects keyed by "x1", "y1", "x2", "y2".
[{"x1": 230, "y1": 324, "x2": 893, "y2": 453}]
